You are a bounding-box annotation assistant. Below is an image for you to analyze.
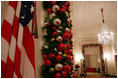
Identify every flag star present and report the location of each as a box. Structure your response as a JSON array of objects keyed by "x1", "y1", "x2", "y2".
[
  {"x1": 24, "y1": 5, "x2": 27, "y2": 7},
  {"x1": 21, "y1": 16, "x2": 25, "y2": 19},
  {"x1": 30, "y1": 5, "x2": 34, "y2": 13},
  {"x1": 21, "y1": 14, "x2": 25, "y2": 19}
]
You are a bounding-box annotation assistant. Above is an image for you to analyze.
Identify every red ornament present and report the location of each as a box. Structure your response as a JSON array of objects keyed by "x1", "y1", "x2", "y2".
[
  {"x1": 67, "y1": 54, "x2": 71, "y2": 60},
  {"x1": 68, "y1": 49, "x2": 72, "y2": 54},
  {"x1": 71, "y1": 65, "x2": 73, "y2": 69},
  {"x1": 67, "y1": 66, "x2": 71, "y2": 72},
  {"x1": 68, "y1": 32, "x2": 72, "y2": 39},
  {"x1": 52, "y1": 26, "x2": 56, "y2": 30},
  {"x1": 43, "y1": 54, "x2": 47, "y2": 60},
  {"x1": 64, "y1": 64, "x2": 71, "y2": 72},
  {"x1": 55, "y1": 73, "x2": 61, "y2": 78},
  {"x1": 46, "y1": 8, "x2": 52, "y2": 14},
  {"x1": 62, "y1": 5, "x2": 67, "y2": 10},
  {"x1": 51, "y1": 1, "x2": 56, "y2": 5},
  {"x1": 60, "y1": 8, "x2": 66, "y2": 13},
  {"x1": 69, "y1": 40, "x2": 72, "y2": 42},
  {"x1": 64, "y1": 50, "x2": 68, "y2": 54},
  {"x1": 64, "y1": 64, "x2": 68, "y2": 71},
  {"x1": 47, "y1": 23, "x2": 51, "y2": 26},
  {"x1": 62, "y1": 71, "x2": 67, "y2": 77},
  {"x1": 44, "y1": 59, "x2": 52, "y2": 66},
  {"x1": 58, "y1": 43, "x2": 66, "y2": 51},
  {"x1": 62, "y1": 32, "x2": 69, "y2": 40},
  {"x1": 52, "y1": 31, "x2": 57, "y2": 37},
  {"x1": 71, "y1": 74, "x2": 75, "y2": 78},
  {"x1": 66, "y1": 44, "x2": 71, "y2": 49},
  {"x1": 48, "y1": 53, "x2": 55, "y2": 59},
  {"x1": 56, "y1": 54, "x2": 62, "y2": 62}
]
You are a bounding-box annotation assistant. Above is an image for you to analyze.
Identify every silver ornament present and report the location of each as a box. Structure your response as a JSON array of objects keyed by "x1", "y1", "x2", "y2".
[
  {"x1": 58, "y1": 52, "x2": 62, "y2": 55},
  {"x1": 53, "y1": 18, "x2": 61, "y2": 26},
  {"x1": 44, "y1": 22, "x2": 48, "y2": 26},
  {"x1": 52, "y1": 5, "x2": 60, "y2": 12},
  {"x1": 65, "y1": 28, "x2": 70, "y2": 32},
  {"x1": 55, "y1": 48, "x2": 57, "y2": 51},
  {"x1": 55, "y1": 63, "x2": 63, "y2": 71},
  {"x1": 49, "y1": 13, "x2": 56, "y2": 19},
  {"x1": 67, "y1": 18, "x2": 71, "y2": 23},
  {"x1": 56, "y1": 36, "x2": 62, "y2": 42},
  {"x1": 45, "y1": 46, "x2": 48, "y2": 48}
]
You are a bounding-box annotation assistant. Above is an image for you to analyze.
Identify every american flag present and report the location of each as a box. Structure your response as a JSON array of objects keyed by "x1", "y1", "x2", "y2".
[{"x1": 1, "y1": 1, "x2": 35, "y2": 78}]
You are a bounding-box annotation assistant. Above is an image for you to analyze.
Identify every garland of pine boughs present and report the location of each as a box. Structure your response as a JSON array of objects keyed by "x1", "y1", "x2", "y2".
[
  {"x1": 82, "y1": 43, "x2": 105, "y2": 76},
  {"x1": 41, "y1": 1, "x2": 73, "y2": 78}
]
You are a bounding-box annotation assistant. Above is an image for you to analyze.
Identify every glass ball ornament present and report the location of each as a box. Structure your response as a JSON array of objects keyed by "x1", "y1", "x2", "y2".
[
  {"x1": 49, "y1": 67, "x2": 55, "y2": 73},
  {"x1": 45, "y1": 45, "x2": 48, "y2": 49},
  {"x1": 56, "y1": 36, "x2": 62, "y2": 42},
  {"x1": 52, "y1": 5, "x2": 60, "y2": 12},
  {"x1": 58, "y1": 26, "x2": 63, "y2": 30},
  {"x1": 54, "y1": 48, "x2": 57, "y2": 51},
  {"x1": 58, "y1": 52, "x2": 62, "y2": 55},
  {"x1": 62, "y1": 54, "x2": 67, "y2": 58},
  {"x1": 51, "y1": 38, "x2": 55, "y2": 42},
  {"x1": 66, "y1": 12, "x2": 69, "y2": 17},
  {"x1": 44, "y1": 22, "x2": 48, "y2": 26},
  {"x1": 56, "y1": 30, "x2": 62, "y2": 34},
  {"x1": 55, "y1": 63, "x2": 63, "y2": 71},
  {"x1": 67, "y1": 18, "x2": 71, "y2": 23},
  {"x1": 53, "y1": 18, "x2": 61, "y2": 26},
  {"x1": 65, "y1": 28, "x2": 70, "y2": 32},
  {"x1": 49, "y1": 13, "x2": 56, "y2": 20}
]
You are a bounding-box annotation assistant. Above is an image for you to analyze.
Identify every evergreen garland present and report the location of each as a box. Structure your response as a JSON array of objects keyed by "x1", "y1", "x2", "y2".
[{"x1": 41, "y1": 1, "x2": 73, "y2": 78}]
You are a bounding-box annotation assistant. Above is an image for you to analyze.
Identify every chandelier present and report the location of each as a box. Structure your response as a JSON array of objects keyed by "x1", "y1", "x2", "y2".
[{"x1": 97, "y1": 9, "x2": 114, "y2": 45}]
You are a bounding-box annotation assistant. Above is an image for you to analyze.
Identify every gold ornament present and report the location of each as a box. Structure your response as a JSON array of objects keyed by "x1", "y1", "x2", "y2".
[{"x1": 51, "y1": 38, "x2": 55, "y2": 42}]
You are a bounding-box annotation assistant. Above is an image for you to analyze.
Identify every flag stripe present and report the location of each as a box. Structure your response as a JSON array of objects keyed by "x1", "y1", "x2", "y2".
[
  {"x1": 4, "y1": 5, "x2": 16, "y2": 25},
  {"x1": 22, "y1": 26, "x2": 35, "y2": 70},
  {"x1": 1, "y1": 37, "x2": 9, "y2": 62},
  {"x1": 20, "y1": 46, "x2": 35, "y2": 78},
  {"x1": 14, "y1": 45, "x2": 22, "y2": 78},
  {"x1": 12, "y1": 16, "x2": 19, "y2": 39},
  {"x1": 1, "y1": 60, "x2": 6, "y2": 78},
  {"x1": 5, "y1": 57, "x2": 14, "y2": 78},
  {"x1": 1, "y1": 20, "x2": 12, "y2": 44},
  {"x1": 8, "y1": 1, "x2": 17, "y2": 10}
]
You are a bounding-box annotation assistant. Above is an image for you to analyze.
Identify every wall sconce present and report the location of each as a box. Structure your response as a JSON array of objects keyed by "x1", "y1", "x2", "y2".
[
  {"x1": 104, "y1": 53, "x2": 110, "y2": 75},
  {"x1": 104, "y1": 53, "x2": 110, "y2": 61},
  {"x1": 75, "y1": 53, "x2": 84, "y2": 74},
  {"x1": 75, "y1": 53, "x2": 83, "y2": 63}
]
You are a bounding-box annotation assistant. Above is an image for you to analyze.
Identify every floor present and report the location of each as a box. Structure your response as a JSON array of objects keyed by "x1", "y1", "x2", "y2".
[{"x1": 84, "y1": 72, "x2": 105, "y2": 78}]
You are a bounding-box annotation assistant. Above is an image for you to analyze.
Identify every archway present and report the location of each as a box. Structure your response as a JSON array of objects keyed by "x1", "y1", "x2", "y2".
[{"x1": 82, "y1": 44, "x2": 105, "y2": 76}]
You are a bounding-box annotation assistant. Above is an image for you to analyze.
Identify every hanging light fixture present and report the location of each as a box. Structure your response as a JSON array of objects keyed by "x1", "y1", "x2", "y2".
[{"x1": 97, "y1": 9, "x2": 114, "y2": 45}]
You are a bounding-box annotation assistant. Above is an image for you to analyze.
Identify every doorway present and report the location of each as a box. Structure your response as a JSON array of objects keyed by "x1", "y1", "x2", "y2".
[{"x1": 82, "y1": 44, "x2": 105, "y2": 77}]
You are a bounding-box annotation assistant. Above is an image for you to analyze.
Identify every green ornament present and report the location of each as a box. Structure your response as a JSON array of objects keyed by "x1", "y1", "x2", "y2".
[
  {"x1": 62, "y1": 54, "x2": 67, "y2": 58},
  {"x1": 58, "y1": 26, "x2": 63, "y2": 30},
  {"x1": 57, "y1": 30, "x2": 61, "y2": 33},
  {"x1": 66, "y1": 14, "x2": 69, "y2": 18},
  {"x1": 49, "y1": 68, "x2": 55, "y2": 73},
  {"x1": 51, "y1": 38, "x2": 55, "y2": 42}
]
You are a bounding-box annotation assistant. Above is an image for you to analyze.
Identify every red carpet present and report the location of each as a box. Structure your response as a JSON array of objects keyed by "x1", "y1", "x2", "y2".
[{"x1": 86, "y1": 68, "x2": 96, "y2": 72}]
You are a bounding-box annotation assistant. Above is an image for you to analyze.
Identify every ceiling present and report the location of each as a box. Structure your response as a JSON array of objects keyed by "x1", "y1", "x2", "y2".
[
  {"x1": 71, "y1": 1, "x2": 117, "y2": 42},
  {"x1": 1, "y1": 1, "x2": 117, "y2": 44}
]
